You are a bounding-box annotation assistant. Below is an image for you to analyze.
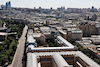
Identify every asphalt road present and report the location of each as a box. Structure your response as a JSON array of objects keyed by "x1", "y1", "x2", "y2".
[{"x1": 9, "y1": 25, "x2": 28, "y2": 67}]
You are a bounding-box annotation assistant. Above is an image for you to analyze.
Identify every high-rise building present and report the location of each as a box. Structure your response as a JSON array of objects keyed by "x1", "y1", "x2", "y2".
[
  {"x1": 5, "y1": 2, "x2": 7, "y2": 9},
  {"x1": 57, "y1": 6, "x2": 65, "y2": 11},
  {"x1": 5, "y1": 1, "x2": 11, "y2": 9},
  {"x1": 90, "y1": 6, "x2": 97, "y2": 12},
  {"x1": 8, "y1": 1, "x2": 11, "y2": 8}
]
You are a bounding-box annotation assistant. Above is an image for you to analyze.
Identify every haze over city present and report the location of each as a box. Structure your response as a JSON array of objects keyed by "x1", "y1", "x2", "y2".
[
  {"x1": 0, "y1": 0, "x2": 100, "y2": 9},
  {"x1": 0, "y1": 0, "x2": 100, "y2": 67}
]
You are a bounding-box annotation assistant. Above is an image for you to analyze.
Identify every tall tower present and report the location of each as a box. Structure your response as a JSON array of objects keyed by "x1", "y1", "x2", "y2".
[
  {"x1": 5, "y1": 2, "x2": 8, "y2": 9},
  {"x1": 5, "y1": 1, "x2": 11, "y2": 9},
  {"x1": 8, "y1": 1, "x2": 11, "y2": 8}
]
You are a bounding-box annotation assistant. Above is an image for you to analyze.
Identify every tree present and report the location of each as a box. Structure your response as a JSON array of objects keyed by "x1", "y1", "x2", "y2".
[
  {"x1": 0, "y1": 18, "x2": 24, "y2": 66},
  {"x1": 86, "y1": 53, "x2": 90, "y2": 57},
  {"x1": 0, "y1": 54, "x2": 8, "y2": 65}
]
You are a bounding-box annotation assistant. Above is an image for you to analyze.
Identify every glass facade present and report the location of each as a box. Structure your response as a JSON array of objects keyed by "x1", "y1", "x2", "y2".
[{"x1": 5, "y1": 1, "x2": 11, "y2": 9}]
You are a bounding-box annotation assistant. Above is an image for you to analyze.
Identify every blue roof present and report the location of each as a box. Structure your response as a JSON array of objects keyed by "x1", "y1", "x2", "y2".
[{"x1": 28, "y1": 43, "x2": 36, "y2": 45}]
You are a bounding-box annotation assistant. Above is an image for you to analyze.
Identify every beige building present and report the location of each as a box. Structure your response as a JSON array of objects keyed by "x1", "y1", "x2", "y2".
[
  {"x1": 33, "y1": 33, "x2": 45, "y2": 44},
  {"x1": 40, "y1": 27, "x2": 51, "y2": 39},
  {"x1": 67, "y1": 28, "x2": 83, "y2": 41},
  {"x1": 27, "y1": 51, "x2": 100, "y2": 67},
  {"x1": 82, "y1": 35, "x2": 100, "y2": 45},
  {"x1": 71, "y1": 31, "x2": 83, "y2": 40},
  {"x1": 34, "y1": 27, "x2": 39, "y2": 33},
  {"x1": 77, "y1": 22, "x2": 96, "y2": 36},
  {"x1": 61, "y1": 22, "x2": 76, "y2": 29},
  {"x1": 58, "y1": 30, "x2": 67, "y2": 39},
  {"x1": 76, "y1": 40, "x2": 97, "y2": 49}
]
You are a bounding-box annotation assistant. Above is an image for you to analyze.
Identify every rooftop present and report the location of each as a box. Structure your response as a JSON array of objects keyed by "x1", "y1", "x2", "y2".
[
  {"x1": 72, "y1": 30, "x2": 82, "y2": 33},
  {"x1": 76, "y1": 40, "x2": 96, "y2": 47},
  {"x1": 40, "y1": 27, "x2": 50, "y2": 30},
  {"x1": 67, "y1": 28, "x2": 80, "y2": 32},
  {"x1": 0, "y1": 32, "x2": 17, "y2": 36},
  {"x1": 28, "y1": 51, "x2": 100, "y2": 67},
  {"x1": 33, "y1": 33, "x2": 42, "y2": 37},
  {"x1": 58, "y1": 30, "x2": 66, "y2": 34},
  {"x1": 57, "y1": 36, "x2": 74, "y2": 47},
  {"x1": 27, "y1": 35, "x2": 36, "y2": 43}
]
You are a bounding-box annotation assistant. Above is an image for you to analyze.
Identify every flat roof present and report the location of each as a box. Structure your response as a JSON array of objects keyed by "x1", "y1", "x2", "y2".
[
  {"x1": 0, "y1": 27, "x2": 7, "y2": 30},
  {"x1": 82, "y1": 37, "x2": 100, "y2": 43},
  {"x1": 27, "y1": 29, "x2": 33, "y2": 35},
  {"x1": 57, "y1": 36, "x2": 74, "y2": 47},
  {"x1": 0, "y1": 32, "x2": 17, "y2": 36},
  {"x1": 56, "y1": 27, "x2": 62, "y2": 29},
  {"x1": 76, "y1": 41, "x2": 96, "y2": 47},
  {"x1": 58, "y1": 30, "x2": 66, "y2": 34},
  {"x1": 72, "y1": 30, "x2": 82, "y2": 34},
  {"x1": 31, "y1": 47, "x2": 75, "y2": 50},
  {"x1": 34, "y1": 28, "x2": 39, "y2": 30},
  {"x1": 65, "y1": 22, "x2": 72, "y2": 24},
  {"x1": 0, "y1": 32, "x2": 8, "y2": 35},
  {"x1": 40, "y1": 27, "x2": 50, "y2": 30},
  {"x1": 32, "y1": 51, "x2": 100, "y2": 67},
  {"x1": 67, "y1": 28, "x2": 80, "y2": 32},
  {"x1": 67, "y1": 28, "x2": 77, "y2": 31},
  {"x1": 33, "y1": 33, "x2": 42, "y2": 37},
  {"x1": 27, "y1": 35, "x2": 36, "y2": 43},
  {"x1": 64, "y1": 25, "x2": 76, "y2": 27}
]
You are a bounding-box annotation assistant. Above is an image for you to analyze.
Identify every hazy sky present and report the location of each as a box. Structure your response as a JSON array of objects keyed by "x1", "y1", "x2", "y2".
[{"x1": 0, "y1": 0, "x2": 100, "y2": 9}]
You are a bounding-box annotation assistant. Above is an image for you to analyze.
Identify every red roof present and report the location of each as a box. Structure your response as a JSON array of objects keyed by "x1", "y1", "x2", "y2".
[{"x1": 97, "y1": 53, "x2": 100, "y2": 55}]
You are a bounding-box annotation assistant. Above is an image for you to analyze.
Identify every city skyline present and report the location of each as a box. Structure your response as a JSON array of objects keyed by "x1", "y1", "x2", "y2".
[
  {"x1": 0, "y1": 0, "x2": 100, "y2": 67},
  {"x1": 0, "y1": 0, "x2": 100, "y2": 9}
]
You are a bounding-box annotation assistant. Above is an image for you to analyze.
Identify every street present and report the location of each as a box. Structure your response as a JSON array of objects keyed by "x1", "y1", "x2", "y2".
[{"x1": 9, "y1": 25, "x2": 28, "y2": 67}]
